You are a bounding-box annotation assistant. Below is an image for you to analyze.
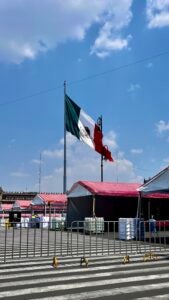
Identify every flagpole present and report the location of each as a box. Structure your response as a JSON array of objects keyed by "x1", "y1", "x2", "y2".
[
  {"x1": 38, "y1": 152, "x2": 42, "y2": 193},
  {"x1": 97, "y1": 115, "x2": 103, "y2": 182},
  {"x1": 100, "y1": 116, "x2": 104, "y2": 182},
  {"x1": 63, "y1": 80, "x2": 67, "y2": 194}
]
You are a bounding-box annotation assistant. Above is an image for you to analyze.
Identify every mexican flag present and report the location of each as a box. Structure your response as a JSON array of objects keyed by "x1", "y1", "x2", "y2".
[{"x1": 65, "y1": 94, "x2": 113, "y2": 162}]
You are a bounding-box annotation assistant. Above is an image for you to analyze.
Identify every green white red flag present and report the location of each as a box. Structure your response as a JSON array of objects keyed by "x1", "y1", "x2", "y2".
[{"x1": 65, "y1": 94, "x2": 113, "y2": 162}]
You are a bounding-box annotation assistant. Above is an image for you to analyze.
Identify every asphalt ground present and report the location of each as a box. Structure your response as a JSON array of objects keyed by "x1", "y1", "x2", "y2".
[
  {"x1": 0, "y1": 253, "x2": 169, "y2": 299},
  {"x1": 0, "y1": 226, "x2": 169, "y2": 299}
]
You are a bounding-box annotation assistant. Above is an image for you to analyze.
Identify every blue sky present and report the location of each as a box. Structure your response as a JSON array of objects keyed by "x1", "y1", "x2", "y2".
[{"x1": 0, "y1": 0, "x2": 169, "y2": 193}]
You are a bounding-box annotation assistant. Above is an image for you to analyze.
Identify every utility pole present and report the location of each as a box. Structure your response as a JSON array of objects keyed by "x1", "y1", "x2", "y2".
[
  {"x1": 63, "y1": 80, "x2": 67, "y2": 194},
  {"x1": 38, "y1": 153, "x2": 42, "y2": 193}
]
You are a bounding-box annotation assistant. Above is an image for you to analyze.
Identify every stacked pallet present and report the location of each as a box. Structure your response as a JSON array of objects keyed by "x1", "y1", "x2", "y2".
[
  {"x1": 118, "y1": 218, "x2": 135, "y2": 240},
  {"x1": 84, "y1": 217, "x2": 104, "y2": 234}
]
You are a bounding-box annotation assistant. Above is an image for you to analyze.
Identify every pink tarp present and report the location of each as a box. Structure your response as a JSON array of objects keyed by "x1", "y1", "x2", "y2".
[
  {"x1": 38, "y1": 194, "x2": 67, "y2": 204},
  {"x1": 1, "y1": 204, "x2": 13, "y2": 211},
  {"x1": 69, "y1": 181, "x2": 140, "y2": 197},
  {"x1": 31, "y1": 194, "x2": 67, "y2": 213},
  {"x1": 13, "y1": 200, "x2": 32, "y2": 209},
  {"x1": 69, "y1": 181, "x2": 169, "y2": 199}
]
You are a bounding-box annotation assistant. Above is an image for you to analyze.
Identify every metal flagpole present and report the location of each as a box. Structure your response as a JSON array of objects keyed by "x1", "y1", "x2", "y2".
[
  {"x1": 97, "y1": 115, "x2": 103, "y2": 182},
  {"x1": 63, "y1": 80, "x2": 67, "y2": 194},
  {"x1": 38, "y1": 152, "x2": 42, "y2": 193}
]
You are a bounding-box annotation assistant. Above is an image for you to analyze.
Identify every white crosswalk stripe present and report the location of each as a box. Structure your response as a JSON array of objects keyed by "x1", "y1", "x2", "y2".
[
  {"x1": 0, "y1": 253, "x2": 169, "y2": 299},
  {"x1": 1, "y1": 227, "x2": 169, "y2": 298},
  {"x1": 137, "y1": 296, "x2": 169, "y2": 299}
]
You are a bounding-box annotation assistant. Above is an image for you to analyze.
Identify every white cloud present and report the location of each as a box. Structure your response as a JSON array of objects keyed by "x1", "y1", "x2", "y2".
[
  {"x1": 42, "y1": 149, "x2": 63, "y2": 158},
  {"x1": 90, "y1": 22, "x2": 132, "y2": 58},
  {"x1": 146, "y1": 0, "x2": 169, "y2": 28},
  {"x1": 90, "y1": 0, "x2": 133, "y2": 57},
  {"x1": 0, "y1": 0, "x2": 133, "y2": 63},
  {"x1": 31, "y1": 159, "x2": 44, "y2": 165},
  {"x1": 156, "y1": 120, "x2": 169, "y2": 134},
  {"x1": 103, "y1": 130, "x2": 118, "y2": 150},
  {"x1": 8, "y1": 138, "x2": 16, "y2": 148},
  {"x1": 10, "y1": 138, "x2": 16, "y2": 143},
  {"x1": 40, "y1": 154, "x2": 142, "y2": 193},
  {"x1": 127, "y1": 83, "x2": 141, "y2": 93},
  {"x1": 146, "y1": 62, "x2": 153, "y2": 68},
  {"x1": 42, "y1": 134, "x2": 79, "y2": 159},
  {"x1": 163, "y1": 157, "x2": 169, "y2": 163},
  {"x1": 60, "y1": 133, "x2": 77, "y2": 147},
  {"x1": 37, "y1": 131, "x2": 142, "y2": 192},
  {"x1": 10, "y1": 171, "x2": 29, "y2": 178},
  {"x1": 130, "y1": 148, "x2": 143, "y2": 154}
]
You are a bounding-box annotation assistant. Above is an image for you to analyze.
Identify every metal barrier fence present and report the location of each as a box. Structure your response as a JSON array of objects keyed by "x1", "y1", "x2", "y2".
[{"x1": 0, "y1": 219, "x2": 168, "y2": 263}]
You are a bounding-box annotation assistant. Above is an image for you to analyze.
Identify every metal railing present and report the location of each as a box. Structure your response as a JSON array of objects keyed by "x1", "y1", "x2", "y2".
[{"x1": 0, "y1": 219, "x2": 168, "y2": 263}]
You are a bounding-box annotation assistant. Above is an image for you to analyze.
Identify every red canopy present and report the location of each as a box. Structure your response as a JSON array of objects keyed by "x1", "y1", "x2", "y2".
[
  {"x1": 68, "y1": 181, "x2": 169, "y2": 199},
  {"x1": 1, "y1": 204, "x2": 13, "y2": 211},
  {"x1": 13, "y1": 200, "x2": 32, "y2": 209},
  {"x1": 69, "y1": 181, "x2": 140, "y2": 197},
  {"x1": 38, "y1": 193, "x2": 67, "y2": 204}
]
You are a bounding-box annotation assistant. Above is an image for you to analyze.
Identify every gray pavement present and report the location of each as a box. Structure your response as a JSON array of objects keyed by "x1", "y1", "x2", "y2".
[
  {"x1": 0, "y1": 226, "x2": 169, "y2": 299},
  {"x1": 0, "y1": 253, "x2": 169, "y2": 299}
]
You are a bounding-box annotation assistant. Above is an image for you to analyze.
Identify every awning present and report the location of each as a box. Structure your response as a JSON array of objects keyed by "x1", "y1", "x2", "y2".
[
  {"x1": 138, "y1": 166, "x2": 169, "y2": 196},
  {"x1": 31, "y1": 194, "x2": 67, "y2": 207},
  {"x1": 68, "y1": 181, "x2": 141, "y2": 197},
  {"x1": 0, "y1": 204, "x2": 13, "y2": 211},
  {"x1": 13, "y1": 200, "x2": 32, "y2": 210}
]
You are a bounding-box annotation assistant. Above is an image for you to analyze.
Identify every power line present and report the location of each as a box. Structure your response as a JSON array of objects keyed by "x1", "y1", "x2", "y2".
[
  {"x1": 1, "y1": 49, "x2": 169, "y2": 107},
  {"x1": 0, "y1": 84, "x2": 63, "y2": 107},
  {"x1": 68, "y1": 49, "x2": 169, "y2": 86}
]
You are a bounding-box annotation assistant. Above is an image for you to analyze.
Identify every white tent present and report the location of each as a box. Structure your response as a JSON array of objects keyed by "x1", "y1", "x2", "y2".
[
  {"x1": 138, "y1": 166, "x2": 169, "y2": 196},
  {"x1": 137, "y1": 166, "x2": 169, "y2": 219}
]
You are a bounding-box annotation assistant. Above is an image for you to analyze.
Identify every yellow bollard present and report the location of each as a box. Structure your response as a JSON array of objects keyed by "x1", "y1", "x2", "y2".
[
  {"x1": 5, "y1": 219, "x2": 10, "y2": 230},
  {"x1": 143, "y1": 252, "x2": 158, "y2": 262},
  {"x1": 52, "y1": 256, "x2": 58, "y2": 268},
  {"x1": 80, "y1": 257, "x2": 89, "y2": 267},
  {"x1": 123, "y1": 255, "x2": 130, "y2": 264},
  {"x1": 151, "y1": 252, "x2": 158, "y2": 260}
]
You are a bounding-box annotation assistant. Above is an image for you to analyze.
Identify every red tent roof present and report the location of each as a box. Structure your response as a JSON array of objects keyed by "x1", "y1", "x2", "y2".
[
  {"x1": 68, "y1": 181, "x2": 169, "y2": 198},
  {"x1": 13, "y1": 200, "x2": 32, "y2": 209},
  {"x1": 1, "y1": 204, "x2": 13, "y2": 211},
  {"x1": 69, "y1": 181, "x2": 141, "y2": 197},
  {"x1": 38, "y1": 194, "x2": 67, "y2": 204},
  {"x1": 0, "y1": 214, "x2": 8, "y2": 217}
]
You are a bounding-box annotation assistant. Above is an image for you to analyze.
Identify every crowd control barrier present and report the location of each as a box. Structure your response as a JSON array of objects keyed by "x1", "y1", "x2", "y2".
[{"x1": 0, "y1": 219, "x2": 168, "y2": 263}]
